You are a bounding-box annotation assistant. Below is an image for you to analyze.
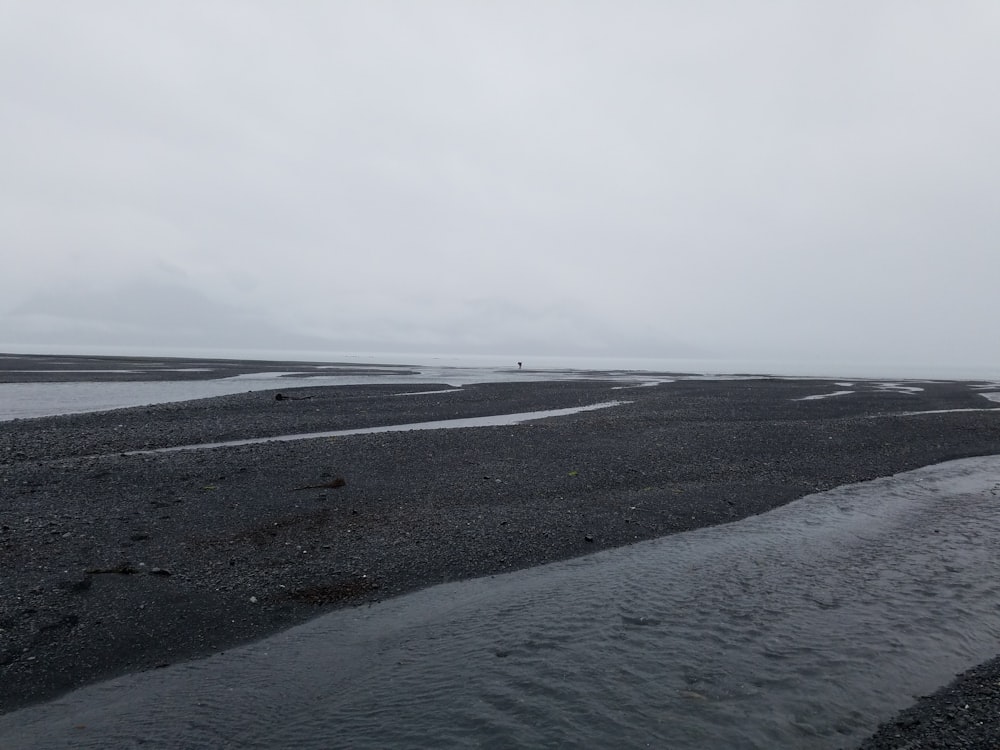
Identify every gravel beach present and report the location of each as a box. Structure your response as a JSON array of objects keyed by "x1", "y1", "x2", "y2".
[{"x1": 1, "y1": 356, "x2": 999, "y2": 746}]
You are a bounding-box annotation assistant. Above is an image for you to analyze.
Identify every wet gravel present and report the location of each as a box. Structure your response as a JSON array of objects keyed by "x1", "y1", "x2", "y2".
[
  {"x1": 2, "y1": 371, "x2": 1000, "y2": 747},
  {"x1": 857, "y1": 657, "x2": 1000, "y2": 749}
]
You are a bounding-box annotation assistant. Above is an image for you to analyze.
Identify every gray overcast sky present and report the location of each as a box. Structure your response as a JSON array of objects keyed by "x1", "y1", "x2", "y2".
[{"x1": 2, "y1": 1, "x2": 998, "y2": 368}]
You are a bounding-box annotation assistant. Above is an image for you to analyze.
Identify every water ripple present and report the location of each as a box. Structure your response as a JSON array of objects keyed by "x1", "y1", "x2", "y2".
[{"x1": 3, "y1": 456, "x2": 1000, "y2": 749}]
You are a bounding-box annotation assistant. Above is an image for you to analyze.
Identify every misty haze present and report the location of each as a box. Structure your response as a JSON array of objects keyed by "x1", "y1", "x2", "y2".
[{"x1": 1, "y1": 2, "x2": 997, "y2": 373}]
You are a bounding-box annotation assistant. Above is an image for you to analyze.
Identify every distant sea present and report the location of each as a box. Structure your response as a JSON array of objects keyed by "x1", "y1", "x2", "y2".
[
  {"x1": 3, "y1": 342, "x2": 999, "y2": 380},
  {"x1": 2, "y1": 345, "x2": 997, "y2": 422}
]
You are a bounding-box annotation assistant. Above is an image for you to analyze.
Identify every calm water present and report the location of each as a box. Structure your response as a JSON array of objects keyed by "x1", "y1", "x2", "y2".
[
  {"x1": 130, "y1": 401, "x2": 630, "y2": 453},
  {"x1": 3, "y1": 456, "x2": 1000, "y2": 749},
  {"x1": 3, "y1": 349, "x2": 997, "y2": 421},
  {"x1": 0, "y1": 366, "x2": 666, "y2": 421},
  {"x1": 4, "y1": 345, "x2": 999, "y2": 380}
]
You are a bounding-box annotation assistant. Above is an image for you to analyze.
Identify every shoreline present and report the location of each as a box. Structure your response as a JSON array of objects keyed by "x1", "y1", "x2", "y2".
[{"x1": 2, "y1": 357, "x2": 1000, "y2": 745}]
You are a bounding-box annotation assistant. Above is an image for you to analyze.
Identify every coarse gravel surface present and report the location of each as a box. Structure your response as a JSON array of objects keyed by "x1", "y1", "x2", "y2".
[{"x1": 2, "y1": 364, "x2": 1000, "y2": 748}]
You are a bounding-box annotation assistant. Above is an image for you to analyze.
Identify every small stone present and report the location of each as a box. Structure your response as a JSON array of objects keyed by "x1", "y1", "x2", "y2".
[
  {"x1": 249, "y1": 596, "x2": 258, "y2": 604},
  {"x1": 149, "y1": 568, "x2": 172, "y2": 577}
]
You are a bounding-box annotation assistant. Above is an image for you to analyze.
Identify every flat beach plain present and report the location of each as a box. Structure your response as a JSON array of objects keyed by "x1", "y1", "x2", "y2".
[{"x1": 2, "y1": 354, "x2": 999, "y2": 746}]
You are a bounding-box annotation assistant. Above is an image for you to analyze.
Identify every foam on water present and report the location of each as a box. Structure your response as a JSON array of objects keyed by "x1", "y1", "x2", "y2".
[{"x1": 3, "y1": 456, "x2": 1000, "y2": 749}]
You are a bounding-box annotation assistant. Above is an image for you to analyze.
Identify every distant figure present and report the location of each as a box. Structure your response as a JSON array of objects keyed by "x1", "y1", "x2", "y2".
[{"x1": 517, "y1": 361, "x2": 522, "y2": 370}]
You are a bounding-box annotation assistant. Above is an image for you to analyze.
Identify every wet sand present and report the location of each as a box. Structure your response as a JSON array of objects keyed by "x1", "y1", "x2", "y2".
[{"x1": 1, "y1": 354, "x2": 999, "y2": 746}]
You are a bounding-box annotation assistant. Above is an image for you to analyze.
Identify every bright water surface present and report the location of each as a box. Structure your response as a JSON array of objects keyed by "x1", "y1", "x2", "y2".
[
  {"x1": 4, "y1": 345, "x2": 999, "y2": 380},
  {"x1": 131, "y1": 401, "x2": 629, "y2": 454},
  {"x1": 0, "y1": 367, "x2": 664, "y2": 421},
  {"x1": 2, "y1": 457, "x2": 1000, "y2": 749},
  {"x1": 3, "y1": 349, "x2": 997, "y2": 421}
]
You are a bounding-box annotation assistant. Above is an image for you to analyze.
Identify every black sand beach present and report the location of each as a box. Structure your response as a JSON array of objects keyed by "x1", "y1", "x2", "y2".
[{"x1": 1, "y1": 354, "x2": 999, "y2": 746}]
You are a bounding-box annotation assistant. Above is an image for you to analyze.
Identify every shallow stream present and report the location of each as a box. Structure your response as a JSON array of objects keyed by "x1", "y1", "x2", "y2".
[{"x1": 2, "y1": 456, "x2": 1000, "y2": 748}]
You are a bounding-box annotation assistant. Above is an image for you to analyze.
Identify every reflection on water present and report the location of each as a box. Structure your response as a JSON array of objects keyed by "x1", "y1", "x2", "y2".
[
  {"x1": 131, "y1": 401, "x2": 629, "y2": 454},
  {"x1": 0, "y1": 369, "x2": 668, "y2": 421},
  {"x1": 3, "y1": 456, "x2": 1000, "y2": 749}
]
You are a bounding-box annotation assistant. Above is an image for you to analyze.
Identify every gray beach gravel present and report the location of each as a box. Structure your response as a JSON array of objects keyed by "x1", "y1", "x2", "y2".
[{"x1": 1, "y1": 358, "x2": 999, "y2": 747}]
